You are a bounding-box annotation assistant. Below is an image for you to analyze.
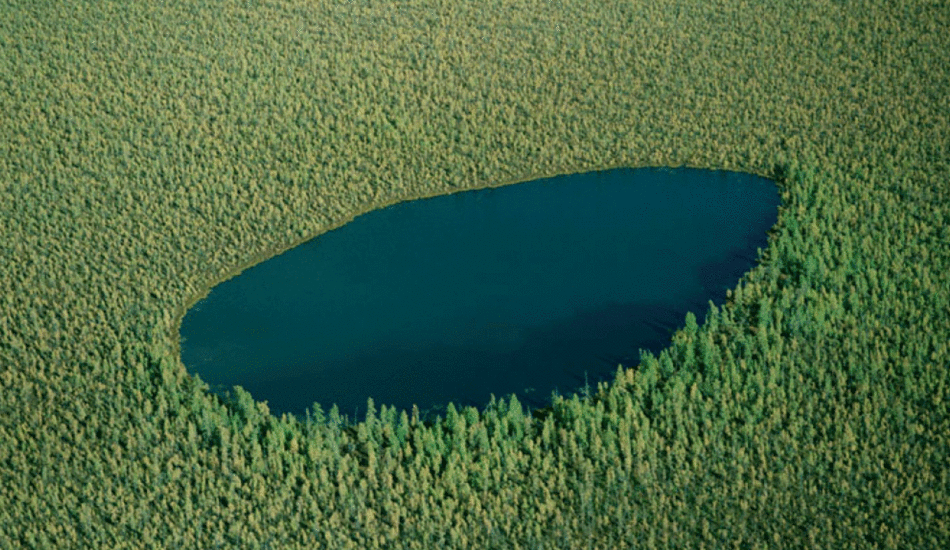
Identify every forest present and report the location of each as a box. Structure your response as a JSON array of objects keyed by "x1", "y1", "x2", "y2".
[{"x1": 0, "y1": 0, "x2": 947, "y2": 548}]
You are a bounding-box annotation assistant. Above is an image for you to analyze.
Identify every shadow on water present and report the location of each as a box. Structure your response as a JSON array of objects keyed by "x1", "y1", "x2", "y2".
[
  {"x1": 222, "y1": 298, "x2": 704, "y2": 425},
  {"x1": 693, "y1": 232, "x2": 770, "y2": 300}
]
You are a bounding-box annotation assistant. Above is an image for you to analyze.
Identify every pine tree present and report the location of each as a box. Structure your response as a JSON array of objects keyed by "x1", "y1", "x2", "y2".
[
  {"x1": 507, "y1": 394, "x2": 524, "y2": 431},
  {"x1": 396, "y1": 409, "x2": 410, "y2": 449}
]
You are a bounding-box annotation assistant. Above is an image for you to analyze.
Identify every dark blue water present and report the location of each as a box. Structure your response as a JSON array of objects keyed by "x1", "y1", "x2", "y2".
[{"x1": 180, "y1": 167, "x2": 779, "y2": 424}]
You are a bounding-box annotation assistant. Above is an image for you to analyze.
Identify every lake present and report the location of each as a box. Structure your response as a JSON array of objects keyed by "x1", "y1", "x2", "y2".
[{"x1": 180, "y1": 167, "x2": 779, "y2": 424}]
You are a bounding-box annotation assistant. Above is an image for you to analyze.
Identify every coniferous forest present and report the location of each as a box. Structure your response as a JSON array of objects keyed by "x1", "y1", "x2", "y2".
[{"x1": 1, "y1": 0, "x2": 948, "y2": 547}]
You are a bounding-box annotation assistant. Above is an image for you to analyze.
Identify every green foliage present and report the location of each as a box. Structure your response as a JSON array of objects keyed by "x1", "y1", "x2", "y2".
[{"x1": 2, "y1": 0, "x2": 948, "y2": 547}]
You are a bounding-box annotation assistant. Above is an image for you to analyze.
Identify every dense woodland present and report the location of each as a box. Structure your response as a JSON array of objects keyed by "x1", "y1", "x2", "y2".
[{"x1": 1, "y1": 0, "x2": 948, "y2": 547}]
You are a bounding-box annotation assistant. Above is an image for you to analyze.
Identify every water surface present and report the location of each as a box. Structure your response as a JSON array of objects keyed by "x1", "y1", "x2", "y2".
[{"x1": 180, "y1": 167, "x2": 779, "y2": 423}]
